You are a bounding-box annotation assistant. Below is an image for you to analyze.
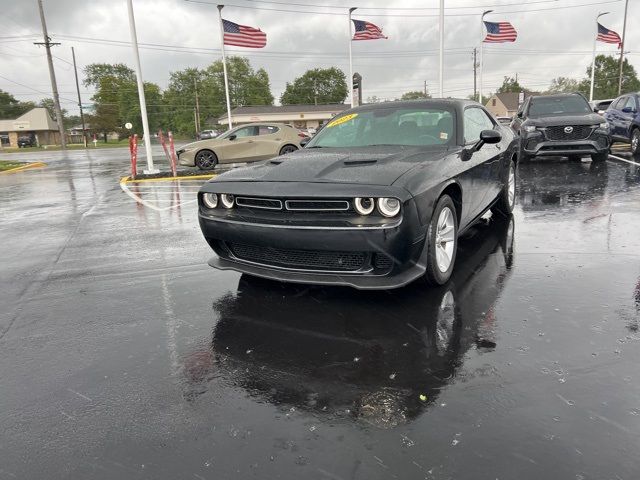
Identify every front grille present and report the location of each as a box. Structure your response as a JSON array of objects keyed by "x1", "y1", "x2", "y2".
[
  {"x1": 236, "y1": 197, "x2": 282, "y2": 210},
  {"x1": 284, "y1": 199, "x2": 350, "y2": 212},
  {"x1": 227, "y1": 242, "x2": 367, "y2": 272},
  {"x1": 373, "y1": 253, "x2": 394, "y2": 271},
  {"x1": 544, "y1": 125, "x2": 593, "y2": 141}
]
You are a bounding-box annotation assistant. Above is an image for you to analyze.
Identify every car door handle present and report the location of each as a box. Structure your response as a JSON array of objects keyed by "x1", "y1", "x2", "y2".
[
  {"x1": 275, "y1": 138, "x2": 281, "y2": 141},
  {"x1": 246, "y1": 140, "x2": 254, "y2": 143}
]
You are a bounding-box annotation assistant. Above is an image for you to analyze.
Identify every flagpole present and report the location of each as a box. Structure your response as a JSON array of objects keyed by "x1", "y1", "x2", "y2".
[
  {"x1": 438, "y1": 0, "x2": 444, "y2": 97},
  {"x1": 617, "y1": 0, "x2": 629, "y2": 95},
  {"x1": 217, "y1": 5, "x2": 233, "y2": 129},
  {"x1": 348, "y1": 7, "x2": 356, "y2": 108},
  {"x1": 479, "y1": 10, "x2": 492, "y2": 104},
  {"x1": 590, "y1": 12, "x2": 608, "y2": 102}
]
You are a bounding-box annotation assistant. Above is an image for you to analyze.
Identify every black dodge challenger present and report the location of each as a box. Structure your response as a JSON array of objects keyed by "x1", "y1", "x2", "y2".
[{"x1": 198, "y1": 99, "x2": 518, "y2": 289}]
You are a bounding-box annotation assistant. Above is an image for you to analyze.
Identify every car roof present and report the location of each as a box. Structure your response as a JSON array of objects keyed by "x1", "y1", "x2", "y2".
[
  {"x1": 351, "y1": 98, "x2": 479, "y2": 112},
  {"x1": 530, "y1": 93, "x2": 584, "y2": 100}
]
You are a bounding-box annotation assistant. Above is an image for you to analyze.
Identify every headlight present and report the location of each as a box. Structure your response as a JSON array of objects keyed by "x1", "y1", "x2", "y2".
[
  {"x1": 523, "y1": 125, "x2": 536, "y2": 133},
  {"x1": 377, "y1": 197, "x2": 401, "y2": 217},
  {"x1": 354, "y1": 197, "x2": 374, "y2": 215},
  {"x1": 220, "y1": 194, "x2": 235, "y2": 209},
  {"x1": 599, "y1": 122, "x2": 609, "y2": 130},
  {"x1": 202, "y1": 193, "x2": 218, "y2": 209}
]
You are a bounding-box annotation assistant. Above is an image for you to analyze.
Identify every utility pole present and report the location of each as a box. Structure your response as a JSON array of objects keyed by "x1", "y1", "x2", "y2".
[
  {"x1": 71, "y1": 47, "x2": 87, "y2": 147},
  {"x1": 35, "y1": 0, "x2": 66, "y2": 149},
  {"x1": 473, "y1": 48, "x2": 477, "y2": 100},
  {"x1": 194, "y1": 77, "x2": 201, "y2": 134},
  {"x1": 617, "y1": 0, "x2": 629, "y2": 95},
  {"x1": 424, "y1": 80, "x2": 428, "y2": 97}
]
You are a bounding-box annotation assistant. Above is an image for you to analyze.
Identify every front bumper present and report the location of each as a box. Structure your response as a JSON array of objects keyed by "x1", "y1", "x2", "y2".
[
  {"x1": 522, "y1": 130, "x2": 610, "y2": 157},
  {"x1": 176, "y1": 148, "x2": 195, "y2": 166},
  {"x1": 197, "y1": 183, "x2": 429, "y2": 290}
]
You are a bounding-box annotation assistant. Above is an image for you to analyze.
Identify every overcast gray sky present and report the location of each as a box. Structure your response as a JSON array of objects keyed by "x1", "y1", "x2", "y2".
[{"x1": 0, "y1": 0, "x2": 636, "y2": 115}]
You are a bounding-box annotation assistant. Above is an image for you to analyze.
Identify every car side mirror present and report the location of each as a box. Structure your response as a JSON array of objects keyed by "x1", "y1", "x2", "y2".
[
  {"x1": 300, "y1": 137, "x2": 310, "y2": 147},
  {"x1": 228, "y1": 134, "x2": 237, "y2": 141},
  {"x1": 516, "y1": 111, "x2": 523, "y2": 118},
  {"x1": 461, "y1": 129, "x2": 502, "y2": 161},
  {"x1": 594, "y1": 107, "x2": 599, "y2": 113}
]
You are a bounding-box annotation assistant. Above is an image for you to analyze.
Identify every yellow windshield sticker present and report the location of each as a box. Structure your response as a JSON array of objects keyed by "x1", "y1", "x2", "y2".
[{"x1": 326, "y1": 113, "x2": 358, "y2": 128}]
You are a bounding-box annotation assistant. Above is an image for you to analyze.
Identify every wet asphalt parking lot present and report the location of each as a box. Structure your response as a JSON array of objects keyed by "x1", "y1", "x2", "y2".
[{"x1": 2, "y1": 147, "x2": 640, "y2": 479}]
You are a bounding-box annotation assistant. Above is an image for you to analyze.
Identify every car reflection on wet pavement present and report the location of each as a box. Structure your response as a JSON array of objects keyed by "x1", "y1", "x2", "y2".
[
  {"x1": 184, "y1": 216, "x2": 514, "y2": 429},
  {"x1": 1, "y1": 149, "x2": 640, "y2": 479}
]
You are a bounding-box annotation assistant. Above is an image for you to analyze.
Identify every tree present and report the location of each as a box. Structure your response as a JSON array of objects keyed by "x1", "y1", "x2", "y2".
[
  {"x1": 578, "y1": 54, "x2": 640, "y2": 99},
  {"x1": 546, "y1": 77, "x2": 580, "y2": 94},
  {"x1": 496, "y1": 76, "x2": 524, "y2": 93},
  {"x1": 38, "y1": 98, "x2": 67, "y2": 122},
  {"x1": 280, "y1": 68, "x2": 348, "y2": 105},
  {"x1": 0, "y1": 89, "x2": 35, "y2": 118},
  {"x1": 366, "y1": 95, "x2": 383, "y2": 104},
  {"x1": 400, "y1": 90, "x2": 430, "y2": 100},
  {"x1": 163, "y1": 57, "x2": 274, "y2": 136}
]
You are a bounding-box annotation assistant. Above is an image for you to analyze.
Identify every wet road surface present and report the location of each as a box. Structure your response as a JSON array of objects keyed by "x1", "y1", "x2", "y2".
[{"x1": 2, "y1": 149, "x2": 640, "y2": 479}]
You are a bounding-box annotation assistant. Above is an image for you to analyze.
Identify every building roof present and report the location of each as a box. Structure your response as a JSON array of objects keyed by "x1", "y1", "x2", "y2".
[
  {"x1": 0, "y1": 107, "x2": 59, "y2": 132},
  {"x1": 489, "y1": 92, "x2": 534, "y2": 111},
  {"x1": 219, "y1": 103, "x2": 349, "y2": 121}
]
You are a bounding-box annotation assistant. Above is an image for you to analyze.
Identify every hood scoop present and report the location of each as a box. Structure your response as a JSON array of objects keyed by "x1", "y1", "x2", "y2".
[
  {"x1": 269, "y1": 160, "x2": 283, "y2": 165},
  {"x1": 343, "y1": 159, "x2": 377, "y2": 166}
]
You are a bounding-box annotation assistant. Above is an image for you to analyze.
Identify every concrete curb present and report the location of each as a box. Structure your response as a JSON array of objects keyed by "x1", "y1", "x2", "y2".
[
  {"x1": 0, "y1": 162, "x2": 47, "y2": 175},
  {"x1": 119, "y1": 173, "x2": 216, "y2": 184}
]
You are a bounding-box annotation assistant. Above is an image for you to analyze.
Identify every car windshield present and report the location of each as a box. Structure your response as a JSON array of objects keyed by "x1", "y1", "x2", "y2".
[
  {"x1": 528, "y1": 96, "x2": 591, "y2": 116},
  {"x1": 306, "y1": 106, "x2": 455, "y2": 148}
]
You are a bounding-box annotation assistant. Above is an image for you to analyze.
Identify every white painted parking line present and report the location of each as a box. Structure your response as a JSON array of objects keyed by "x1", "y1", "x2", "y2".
[
  {"x1": 119, "y1": 180, "x2": 199, "y2": 211},
  {"x1": 608, "y1": 154, "x2": 640, "y2": 167}
]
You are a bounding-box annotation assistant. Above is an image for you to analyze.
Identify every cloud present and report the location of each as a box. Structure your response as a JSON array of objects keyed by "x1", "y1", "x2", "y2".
[{"x1": 0, "y1": 0, "x2": 635, "y2": 114}]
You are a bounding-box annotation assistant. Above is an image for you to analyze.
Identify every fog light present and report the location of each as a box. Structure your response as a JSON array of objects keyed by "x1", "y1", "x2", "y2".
[
  {"x1": 221, "y1": 194, "x2": 235, "y2": 208},
  {"x1": 202, "y1": 193, "x2": 218, "y2": 208},
  {"x1": 354, "y1": 197, "x2": 374, "y2": 215},
  {"x1": 377, "y1": 197, "x2": 401, "y2": 217}
]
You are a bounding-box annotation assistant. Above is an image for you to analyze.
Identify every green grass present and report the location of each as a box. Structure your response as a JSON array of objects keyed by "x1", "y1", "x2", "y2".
[{"x1": 0, "y1": 161, "x2": 27, "y2": 171}]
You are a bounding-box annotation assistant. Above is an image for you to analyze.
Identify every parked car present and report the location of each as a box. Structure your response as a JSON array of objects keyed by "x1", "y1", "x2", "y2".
[
  {"x1": 604, "y1": 93, "x2": 640, "y2": 155},
  {"x1": 198, "y1": 130, "x2": 218, "y2": 140},
  {"x1": 17, "y1": 135, "x2": 35, "y2": 148},
  {"x1": 178, "y1": 123, "x2": 305, "y2": 170},
  {"x1": 496, "y1": 116, "x2": 512, "y2": 126},
  {"x1": 590, "y1": 98, "x2": 614, "y2": 115},
  {"x1": 511, "y1": 93, "x2": 610, "y2": 162},
  {"x1": 197, "y1": 99, "x2": 519, "y2": 289}
]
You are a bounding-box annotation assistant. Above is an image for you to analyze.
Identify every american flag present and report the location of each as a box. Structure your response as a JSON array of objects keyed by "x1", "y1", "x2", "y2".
[
  {"x1": 483, "y1": 21, "x2": 517, "y2": 43},
  {"x1": 597, "y1": 23, "x2": 622, "y2": 48},
  {"x1": 352, "y1": 19, "x2": 387, "y2": 41},
  {"x1": 222, "y1": 19, "x2": 267, "y2": 48}
]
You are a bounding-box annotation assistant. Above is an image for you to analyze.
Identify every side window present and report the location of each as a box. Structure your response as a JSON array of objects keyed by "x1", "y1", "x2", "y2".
[
  {"x1": 234, "y1": 126, "x2": 258, "y2": 138},
  {"x1": 613, "y1": 97, "x2": 626, "y2": 110},
  {"x1": 464, "y1": 108, "x2": 495, "y2": 144},
  {"x1": 258, "y1": 125, "x2": 279, "y2": 135},
  {"x1": 624, "y1": 97, "x2": 637, "y2": 111}
]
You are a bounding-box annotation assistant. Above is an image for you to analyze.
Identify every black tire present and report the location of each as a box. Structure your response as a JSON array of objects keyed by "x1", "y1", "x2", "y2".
[
  {"x1": 195, "y1": 149, "x2": 217, "y2": 170},
  {"x1": 568, "y1": 155, "x2": 582, "y2": 162},
  {"x1": 591, "y1": 152, "x2": 608, "y2": 163},
  {"x1": 631, "y1": 128, "x2": 640, "y2": 156},
  {"x1": 492, "y1": 159, "x2": 517, "y2": 217},
  {"x1": 279, "y1": 144, "x2": 298, "y2": 155},
  {"x1": 424, "y1": 195, "x2": 458, "y2": 286}
]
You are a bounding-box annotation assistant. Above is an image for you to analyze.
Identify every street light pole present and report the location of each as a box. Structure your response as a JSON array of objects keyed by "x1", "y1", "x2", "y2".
[
  {"x1": 590, "y1": 12, "x2": 608, "y2": 102},
  {"x1": 71, "y1": 47, "x2": 87, "y2": 147},
  {"x1": 617, "y1": 0, "x2": 629, "y2": 95},
  {"x1": 126, "y1": 0, "x2": 156, "y2": 173},
  {"x1": 438, "y1": 0, "x2": 444, "y2": 97},
  {"x1": 348, "y1": 7, "x2": 357, "y2": 108}
]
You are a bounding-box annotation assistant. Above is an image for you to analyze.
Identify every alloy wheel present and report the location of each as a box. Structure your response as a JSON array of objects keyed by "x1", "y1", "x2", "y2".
[
  {"x1": 196, "y1": 151, "x2": 215, "y2": 169},
  {"x1": 508, "y1": 162, "x2": 516, "y2": 209},
  {"x1": 435, "y1": 207, "x2": 456, "y2": 273},
  {"x1": 632, "y1": 130, "x2": 640, "y2": 154}
]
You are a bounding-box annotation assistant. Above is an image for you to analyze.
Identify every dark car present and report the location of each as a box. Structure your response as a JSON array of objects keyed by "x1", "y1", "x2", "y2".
[
  {"x1": 604, "y1": 93, "x2": 640, "y2": 155},
  {"x1": 17, "y1": 135, "x2": 35, "y2": 148},
  {"x1": 183, "y1": 215, "x2": 515, "y2": 420},
  {"x1": 511, "y1": 93, "x2": 610, "y2": 163},
  {"x1": 197, "y1": 99, "x2": 518, "y2": 290},
  {"x1": 590, "y1": 98, "x2": 614, "y2": 115}
]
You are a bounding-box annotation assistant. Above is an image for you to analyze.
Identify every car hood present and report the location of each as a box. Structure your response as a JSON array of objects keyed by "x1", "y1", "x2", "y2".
[
  {"x1": 213, "y1": 146, "x2": 450, "y2": 186},
  {"x1": 525, "y1": 113, "x2": 604, "y2": 126}
]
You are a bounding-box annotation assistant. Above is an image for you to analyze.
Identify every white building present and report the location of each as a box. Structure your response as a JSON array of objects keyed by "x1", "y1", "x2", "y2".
[{"x1": 218, "y1": 104, "x2": 349, "y2": 129}]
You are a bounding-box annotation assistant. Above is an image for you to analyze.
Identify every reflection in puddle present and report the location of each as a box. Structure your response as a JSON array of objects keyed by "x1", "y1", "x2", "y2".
[{"x1": 182, "y1": 215, "x2": 515, "y2": 428}]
